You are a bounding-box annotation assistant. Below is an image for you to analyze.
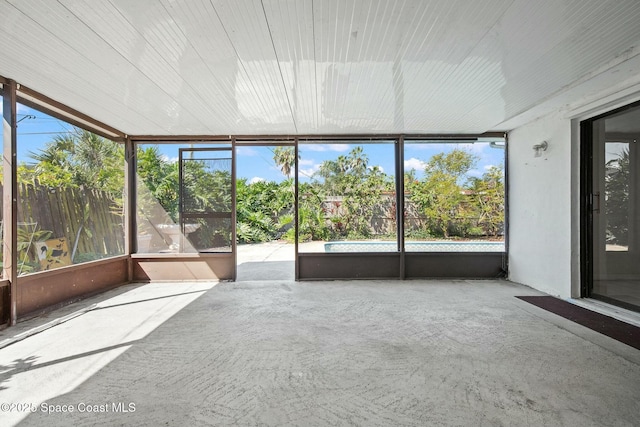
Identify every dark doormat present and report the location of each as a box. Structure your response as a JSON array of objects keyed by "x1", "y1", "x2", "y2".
[{"x1": 516, "y1": 296, "x2": 640, "y2": 350}]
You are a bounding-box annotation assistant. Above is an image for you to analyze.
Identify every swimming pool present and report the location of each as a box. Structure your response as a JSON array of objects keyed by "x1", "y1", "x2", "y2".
[{"x1": 324, "y1": 241, "x2": 505, "y2": 252}]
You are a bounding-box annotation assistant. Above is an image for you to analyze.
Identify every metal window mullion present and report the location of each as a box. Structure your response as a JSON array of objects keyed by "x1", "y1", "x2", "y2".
[
  {"x1": 231, "y1": 138, "x2": 237, "y2": 281},
  {"x1": 3, "y1": 80, "x2": 18, "y2": 325},
  {"x1": 124, "y1": 138, "x2": 136, "y2": 254},
  {"x1": 179, "y1": 149, "x2": 185, "y2": 253},
  {"x1": 124, "y1": 138, "x2": 136, "y2": 283},
  {"x1": 396, "y1": 137, "x2": 405, "y2": 279},
  {"x1": 503, "y1": 132, "x2": 509, "y2": 276},
  {"x1": 294, "y1": 138, "x2": 299, "y2": 281}
]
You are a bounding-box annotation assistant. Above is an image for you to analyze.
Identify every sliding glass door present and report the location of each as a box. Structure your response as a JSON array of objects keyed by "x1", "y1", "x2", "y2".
[{"x1": 584, "y1": 102, "x2": 640, "y2": 311}]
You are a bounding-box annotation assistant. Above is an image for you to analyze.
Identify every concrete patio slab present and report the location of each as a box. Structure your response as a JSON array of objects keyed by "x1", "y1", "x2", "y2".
[{"x1": 237, "y1": 242, "x2": 294, "y2": 281}]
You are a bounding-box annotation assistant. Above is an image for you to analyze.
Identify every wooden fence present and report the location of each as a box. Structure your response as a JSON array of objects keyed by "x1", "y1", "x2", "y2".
[{"x1": 1, "y1": 182, "x2": 124, "y2": 272}]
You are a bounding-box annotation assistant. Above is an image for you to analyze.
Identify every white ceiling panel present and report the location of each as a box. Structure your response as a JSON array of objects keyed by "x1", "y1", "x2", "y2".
[
  {"x1": 262, "y1": 0, "x2": 318, "y2": 132},
  {"x1": 0, "y1": 0, "x2": 168, "y2": 132},
  {"x1": 1, "y1": 0, "x2": 639, "y2": 136},
  {"x1": 211, "y1": 0, "x2": 297, "y2": 133},
  {"x1": 493, "y1": 0, "x2": 640, "y2": 120}
]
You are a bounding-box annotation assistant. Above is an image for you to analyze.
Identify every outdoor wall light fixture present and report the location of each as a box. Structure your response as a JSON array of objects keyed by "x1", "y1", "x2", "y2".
[{"x1": 533, "y1": 140, "x2": 548, "y2": 157}]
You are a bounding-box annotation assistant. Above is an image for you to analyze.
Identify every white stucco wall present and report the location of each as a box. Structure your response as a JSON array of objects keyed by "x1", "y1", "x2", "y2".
[
  {"x1": 507, "y1": 71, "x2": 640, "y2": 298},
  {"x1": 504, "y1": 48, "x2": 640, "y2": 298},
  {"x1": 508, "y1": 114, "x2": 574, "y2": 297}
]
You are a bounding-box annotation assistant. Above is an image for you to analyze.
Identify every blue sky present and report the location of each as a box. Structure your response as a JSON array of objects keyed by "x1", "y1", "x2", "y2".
[
  {"x1": 13, "y1": 104, "x2": 77, "y2": 162},
  {"x1": 10, "y1": 103, "x2": 505, "y2": 183}
]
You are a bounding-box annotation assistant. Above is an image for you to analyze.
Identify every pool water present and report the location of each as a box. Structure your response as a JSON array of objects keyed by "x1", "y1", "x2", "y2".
[{"x1": 324, "y1": 241, "x2": 505, "y2": 252}]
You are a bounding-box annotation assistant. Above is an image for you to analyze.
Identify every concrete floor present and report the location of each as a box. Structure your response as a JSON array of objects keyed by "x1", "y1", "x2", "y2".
[
  {"x1": 1, "y1": 243, "x2": 639, "y2": 426},
  {"x1": 0, "y1": 279, "x2": 639, "y2": 426}
]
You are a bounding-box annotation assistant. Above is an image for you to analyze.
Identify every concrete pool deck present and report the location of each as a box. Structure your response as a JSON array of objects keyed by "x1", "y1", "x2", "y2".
[{"x1": 237, "y1": 242, "x2": 295, "y2": 281}]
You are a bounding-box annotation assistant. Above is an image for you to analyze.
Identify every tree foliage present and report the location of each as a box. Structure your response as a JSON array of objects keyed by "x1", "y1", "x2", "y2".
[
  {"x1": 469, "y1": 165, "x2": 505, "y2": 237},
  {"x1": 23, "y1": 128, "x2": 125, "y2": 201},
  {"x1": 605, "y1": 148, "x2": 630, "y2": 246},
  {"x1": 407, "y1": 149, "x2": 503, "y2": 238},
  {"x1": 21, "y1": 138, "x2": 505, "y2": 247},
  {"x1": 236, "y1": 178, "x2": 294, "y2": 243},
  {"x1": 313, "y1": 146, "x2": 393, "y2": 239},
  {"x1": 6, "y1": 128, "x2": 126, "y2": 270},
  {"x1": 408, "y1": 149, "x2": 477, "y2": 237},
  {"x1": 136, "y1": 145, "x2": 179, "y2": 220},
  {"x1": 272, "y1": 147, "x2": 296, "y2": 178}
]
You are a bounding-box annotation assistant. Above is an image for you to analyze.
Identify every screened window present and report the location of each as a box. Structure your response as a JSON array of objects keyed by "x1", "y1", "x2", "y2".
[
  {"x1": 403, "y1": 140, "x2": 505, "y2": 252},
  {"x1": 15, "y1": 103, "x2": 125, "y2": 274},
  {"x1": 135, "y1": 143, "x2": 233, "y2": 253},
  {"x1": 297, "y1": 141, "x2": 396, "y2": 253}
]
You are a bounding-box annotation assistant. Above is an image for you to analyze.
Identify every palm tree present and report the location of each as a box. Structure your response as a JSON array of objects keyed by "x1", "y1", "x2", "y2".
[
  {"x1": 272, "y1": 147, "x2": 296, "y2": 178},
  {"x1": 72, "y1": 129, "x2": 121, "y2": 187},
  {"x1": 28, "y1": 134, "x2": 75, "y2": 172}
]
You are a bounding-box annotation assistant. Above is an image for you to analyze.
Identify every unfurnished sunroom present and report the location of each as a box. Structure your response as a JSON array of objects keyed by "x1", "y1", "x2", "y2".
[{"x1": 1, "y1": 0, "x2": 640, "y2": 325}]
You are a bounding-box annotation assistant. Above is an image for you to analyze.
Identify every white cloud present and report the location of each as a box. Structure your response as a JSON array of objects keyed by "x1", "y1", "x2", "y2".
[
  {"x1": 160, "y1": 154, "x2": 179, "y2": 164},
  {"x1": 236, "y1": 146, "x2": 258, "y2": 156},
  {"x1": 467, "y1": 169, "x2": 482, "y2": 178},
  {"x1": 406, "y1": 142, "x2": 490, "y2": 155},
  {"x1": 484, "y1": 164, "x2": 495, "y2": 170},
  {"x1": 304, "y1": 144, "x2": 350, "y2": 152},
  {"x1": 249, "y1": 176, "x2": 265, "y2": 184},
  {"x1": 407, "y1": 143, "x2": 470, "y2": 151},
  {"x1": 404, "y1": 157, "x2": 427, "y2": 171},
  {"x1": 469, "y1": 143, "x2": 490, "y2": 154},
  {"x1": 298, "y1": 158, "x2": 315, "y2": 166},
  {"x1": 329, "y1": 144, "x2": 350, "y2": 152},
  {"x1": 299, "y1": 164, "x2": 320, "y2": 177}
]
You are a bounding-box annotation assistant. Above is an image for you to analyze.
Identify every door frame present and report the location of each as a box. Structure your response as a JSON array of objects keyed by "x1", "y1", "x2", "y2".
[{"x1": 233, "y1": 140, "x2": 296, "y2": 279}]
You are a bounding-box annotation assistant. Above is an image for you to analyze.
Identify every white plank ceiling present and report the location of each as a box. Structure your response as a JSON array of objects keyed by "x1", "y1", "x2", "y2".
[{"x1": 1, "y1": 0, "x2": 640, "y2": 136}]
